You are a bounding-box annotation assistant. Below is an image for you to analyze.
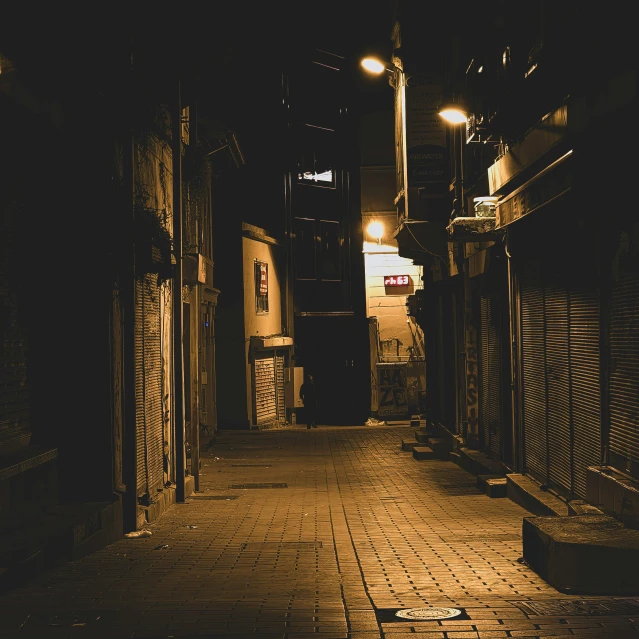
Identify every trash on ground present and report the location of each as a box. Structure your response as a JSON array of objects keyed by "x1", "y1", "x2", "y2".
[
  {"x1": 124, "y1": 529, "x2": 152, "y2": 538},
  {"x1": 186, "y1": 525, "x2": 198, "y2": 529},
  {"x1": 365, "y1": 417, "x2": 387, "y2": 426},
  {"x1": 153, "y1": 544, "x2": 169, "y2": 550}
]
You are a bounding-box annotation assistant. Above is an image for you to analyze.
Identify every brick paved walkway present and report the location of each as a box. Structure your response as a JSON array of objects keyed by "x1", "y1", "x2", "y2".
[{"x1": 1, "y1": 424, "x2": 638, "y2": 638}]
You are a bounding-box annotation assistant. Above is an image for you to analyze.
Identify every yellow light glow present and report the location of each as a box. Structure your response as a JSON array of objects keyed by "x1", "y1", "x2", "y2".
[
  {"x1": 367, "y1": 221, "x2": 384, "y2": 240},
  {"x1": 360, "y1": 57, "x2": 385, "y2": 75},
  {"x1": 438, "y1": 107, "x2": 468, "y2": 124}
]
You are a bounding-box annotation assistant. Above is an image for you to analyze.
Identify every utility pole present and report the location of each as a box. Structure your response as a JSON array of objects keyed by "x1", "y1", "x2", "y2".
[{"x1": 172, "y1": 79, "x2": 186, "y2": 502}]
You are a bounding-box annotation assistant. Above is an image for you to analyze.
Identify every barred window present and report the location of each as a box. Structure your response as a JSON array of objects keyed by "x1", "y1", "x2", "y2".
[{"x1": 255, "y1": 260, "x2": 269, "y2": 314}]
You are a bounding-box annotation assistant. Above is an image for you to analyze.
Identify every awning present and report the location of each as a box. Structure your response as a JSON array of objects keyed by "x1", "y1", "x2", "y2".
[{"x1": 393, "y1": 220, "x2": 448, "y2": 264}]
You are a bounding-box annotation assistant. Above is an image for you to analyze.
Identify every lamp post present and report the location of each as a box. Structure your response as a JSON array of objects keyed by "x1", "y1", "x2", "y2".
[{"x1": 438, "y1": 99, "x2": 467, "y2": 218}]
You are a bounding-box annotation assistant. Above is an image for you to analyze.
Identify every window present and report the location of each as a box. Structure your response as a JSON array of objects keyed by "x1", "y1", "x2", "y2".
[
  {"x1": 296, "y1": 125, "x2": 336, "y2": 189},
  {"x1": 255, "y1": 260, "x2": 269, "y2": 314},
  {"x1": 295, "y1": 218, "x2": 317, "y2": 280}
]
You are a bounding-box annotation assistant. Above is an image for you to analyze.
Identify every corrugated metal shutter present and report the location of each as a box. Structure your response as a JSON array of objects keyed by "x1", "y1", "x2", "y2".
[
  {"x1": 255, "y1": 353, "x2": 277, "y2": 425},
  {"x1": 608, "y1": 239, "x2": 639, "y2": 469},
  {"x1": 135, "y1": 275, "x2": 165, "y2": 497},
  {"x1": 520, "y1": 258, "x2": 548, "y2": 484},
  {"x1": 519, "y1": 253, "x2": 600, "y2": 497},
  {"x1": 545, "y1": 280, "x2": 572, "y2": 492},
  {"x1": 570, "y1": 284, "x2": 601, "y2": 497},
  {"x1": 276, "y1": 353, "x2": 286, "y2": 423}
]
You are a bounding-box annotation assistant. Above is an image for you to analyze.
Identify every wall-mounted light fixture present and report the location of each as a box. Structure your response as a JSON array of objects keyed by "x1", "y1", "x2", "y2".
[{"x1": 367, "y1": 220, "x2": 384, "y2": 245}]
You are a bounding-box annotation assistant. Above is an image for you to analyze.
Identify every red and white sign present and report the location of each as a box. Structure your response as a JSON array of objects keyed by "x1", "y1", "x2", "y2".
[
  {"x1": 384, "y1": 275, "x2": 410, "y2": 287},
  {"x1": 259, "y1": 263, "x2": 268, "y2": 295}
]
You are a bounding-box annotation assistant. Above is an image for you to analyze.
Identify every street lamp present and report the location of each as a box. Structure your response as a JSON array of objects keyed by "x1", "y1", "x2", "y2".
[
  {"x1": 367, "y1": 220, "x2": 384, "y2": 244},
  {"x1": 438, "y1": 100, "x2": 468, "y2": 124}
]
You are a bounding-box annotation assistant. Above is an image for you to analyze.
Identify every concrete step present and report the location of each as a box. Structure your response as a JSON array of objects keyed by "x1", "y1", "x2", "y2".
[
  {"x1": 412, "y1": 446, "x2": 434, "y2": 461},
  {"x1": 426, "y1": 438, "x2": 449, "y2": 459},
  {"x1": 401, "y1": 439, "x2": 418, "y2": 452},
  {"x1": 449, "y1": 451, "x2": 461, "y2": 464},
  {"x1": 414, "y1": 430, "x2": 431, "y2": 444},
  {"x1": 523, "y1": 514, "x2": 639, "y2": 594},
  {"x1": 477, "y1": 474, "x2": 507, "y2": 498},
  {"x1": 506, "y1": 473, "x2": 569, "y2": 517}
]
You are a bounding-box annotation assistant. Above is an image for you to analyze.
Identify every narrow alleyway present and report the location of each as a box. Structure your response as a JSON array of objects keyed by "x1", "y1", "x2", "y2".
[{"x1": 1, "y1": 424, "x2": 638, "y2": 638}]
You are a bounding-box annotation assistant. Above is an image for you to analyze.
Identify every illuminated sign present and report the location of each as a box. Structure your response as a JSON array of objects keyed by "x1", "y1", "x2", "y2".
[{"x1": 384, "y1": 275, "x2": 410, "y2": 287}]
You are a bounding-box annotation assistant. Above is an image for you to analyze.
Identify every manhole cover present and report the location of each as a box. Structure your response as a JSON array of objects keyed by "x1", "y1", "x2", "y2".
[
  {"x1": 189, "y1": 495, "x2": 239, "y2": 500},
  {"x1": 395, "y1": 607, "x2": 463, "y2": 620},
  {"x1": 374, "y1": 608, "x2": 470, "y2": 623},
  {"x1": 231, "y1": 483, "x2": 287, "y2": 489},
  {"x1": 510, "y1": 598, "x2": 639, "y2": 616}
]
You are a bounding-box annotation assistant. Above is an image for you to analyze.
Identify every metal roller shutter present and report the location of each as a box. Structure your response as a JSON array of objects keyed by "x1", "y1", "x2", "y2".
[
  {"x1": 519, "y1": 252, "x2": 600, "y2": 497},
  {"x1": 609, "y1": 245, "x2": 639, "y2": 469},
  {"x1": 545, "y1": 281, "x2": 572, "y2": 492},
  {"x1": 135, "y1": 275, "x2": 165, "y2": 497},
  {"x1": 276, "y1": 354, "x2": 286, "y2": 423},
  {"x1": 255, "y1": 353, "x2": 277, "y2": 425},
  {"x1": 520, "y1": 259, "x2": 548, "y2": 485},
  {"x1": 570, "y1": 284, "x2": 601, "y2": 497}
]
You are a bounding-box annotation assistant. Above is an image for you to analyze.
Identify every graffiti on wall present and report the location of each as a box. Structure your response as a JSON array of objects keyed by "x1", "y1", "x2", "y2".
[
  {"x1": 377, "y1": 364, "x2": 408, "y2": 416},
  {"x1": 465, "y1": 310, "x2": 479, "y2": 439}
]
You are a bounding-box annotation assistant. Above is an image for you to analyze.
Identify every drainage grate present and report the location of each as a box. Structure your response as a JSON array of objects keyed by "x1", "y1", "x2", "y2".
[
  {"x1": 189, "y1": 495, "x2": 239, "y2": 500},
  {"x1": 374, "y1": 607, "x2": 470, "y2": 623},
  {"x1": 510, "y1": 598, "x2": 639, "y2": 617},
  {"x1": 231, "y1": 464, "x2": 272, "y2": 467},
  {"x1": 231, "y1": 483, "x2": 287, "y2": 489},
  {"x1": 240, "y1": 541, "x2": 323, "y2": 551},
  {"x1": 440, "y1": 533, "x2": 521, "y2": 543}
]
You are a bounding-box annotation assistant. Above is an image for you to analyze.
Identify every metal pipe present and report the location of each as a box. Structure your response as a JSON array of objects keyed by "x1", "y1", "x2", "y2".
[
  {"x1": 172, "y1": 79, "x2": 186, "y2": 502},
  {"x1": 504, "y1": 234, "x2": 520, "y2": 471}
]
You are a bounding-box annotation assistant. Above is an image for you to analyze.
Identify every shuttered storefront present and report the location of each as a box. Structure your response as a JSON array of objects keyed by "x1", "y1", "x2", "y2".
[
  {"x1": 254, "y1": 353, "x2": 277, "y2": 425},
  {"x1": 516, "y1": 219, "x2": 601, "y2": 498},
  {"x1": 276, "y1": 354, "x2": 286, "y2": 423},
  {"x1": 608, "y1": 223, "x2": 639, "y2": 475},
  {"x1": 135, "y1": 275, "x2": 165, "y2": 497}
]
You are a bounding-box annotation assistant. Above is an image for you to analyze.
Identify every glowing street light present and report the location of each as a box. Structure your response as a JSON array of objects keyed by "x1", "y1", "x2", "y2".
[
  {"x1": 438, "y1": 101, "x2": 468, "y2": 125},
  {"x1": 367, "y1": 220, "x2": 384, "y2": 244},
  {"x1": 360, "y1": 56, "x2": 387, "y2": 75}
]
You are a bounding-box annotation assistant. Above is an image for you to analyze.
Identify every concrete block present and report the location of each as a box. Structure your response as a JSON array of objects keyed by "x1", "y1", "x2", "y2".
[
  {"x1": 427, "y1": 438, "x2": 449, "y2": 460},
  {"x1": 413, "y1": 446, "x2": 434, "y2": 461},
  {"x1": 568, "y1": 499, "x2": 604, "y2": 516},
  {"x1": 506, "y1": 473, "x2": 569, "y2": 517},
  {"x1": 414, "y1": 430, "x2": 430, "y2": 444},
  {"x1": 401, "y1": 439, "x2": 417, "y2": 452},
  {"x1": 449, "y1": 451, "x2": 461, "y2": 464},
  {"x1": 477, "y1": 474, "x2": 507, "y2": 497},
  {"x1": 586, "y1": 466, "x2": 604, "y2": 507},
  {"x1": 410, "y1": 415, "x2": 421, "y2": 429},
  {"x1": 522, "y1": 514, "x2": 639, "y2": 594}
]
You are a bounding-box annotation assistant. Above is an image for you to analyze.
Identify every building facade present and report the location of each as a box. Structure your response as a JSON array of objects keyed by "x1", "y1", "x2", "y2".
[{"x1": 390, "y1": 0, "x2": 639, "y2": 520}]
